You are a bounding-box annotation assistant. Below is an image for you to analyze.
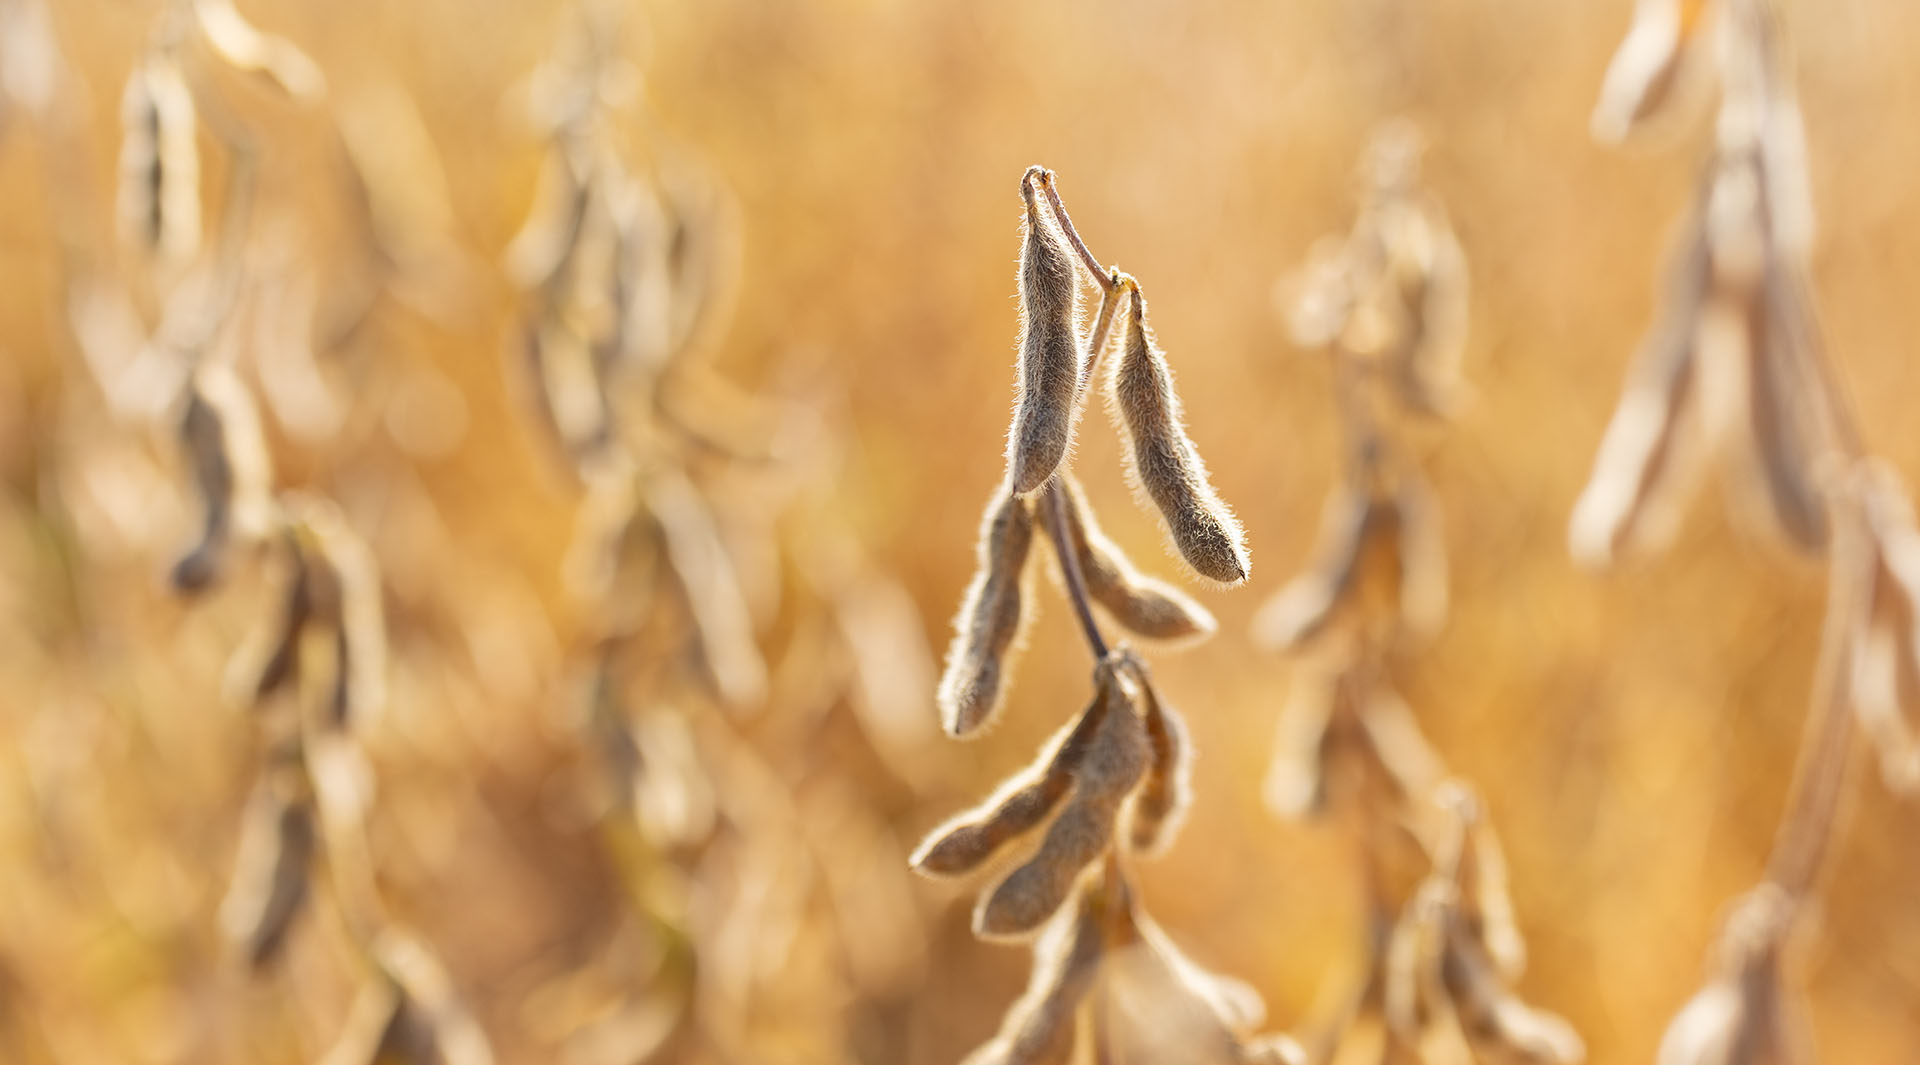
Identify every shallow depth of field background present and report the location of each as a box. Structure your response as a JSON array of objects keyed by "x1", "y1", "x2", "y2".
[{"x1": 4, "y1": 1, "x2": 1920, "y2": 1063}]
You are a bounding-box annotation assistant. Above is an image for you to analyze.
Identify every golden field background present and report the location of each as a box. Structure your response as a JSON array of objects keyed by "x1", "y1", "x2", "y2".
[{"x1": 3, "y1": 1, "x2": 1920, "y2": 1063}]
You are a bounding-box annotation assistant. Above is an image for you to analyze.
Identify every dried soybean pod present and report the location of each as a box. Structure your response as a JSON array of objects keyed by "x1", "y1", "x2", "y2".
[
  {"x1": 222, "y1": 533, "x2": 311, "y2": 707},
  {"x1": 937, "y1": 491, "x2": 1037, "y2": 737},
  {"x1": 1568, "y1": 200, "x2": 1710, "y2": 567},
  {"x1": 644, "y1": 467, "x2": 767, "y2": 711},
  {"x1": 297, "y1": 497, "x2": 390, "y2": 726},
  {"x1": 191, "y1": 0, "x2": 327, "y2": 103},
  {"x1": 1591, "y1": 0, "x2": 1709, "y2": 145},
  {"x1": 371, "y1": 929, "x2": 496, "y2": 1065},
  {"x1": 1005, "y1": 174, "x2": 1082, "y2": 495},
  {"x1": 976, "y1": 664, "x2": 1147, "y2": 938},
  {"x1": 1737, "y1": 259, "x2": 1828, "y2": 552},
  {"x1": 1111, "y1": 283, "x2": 1250, "y2": 584},
  {"x1": 962, "y1": 883, "x2": 1106, "y2": 1065},
  {"x1": 171, "y1": 385, "x2": 236, "y2": 592},
  {"x1": 912, "y1": 678, "x2": 1115, "y2": 875},
  {"x1": 1049, "y1": 472, "x2": 1216, "y2": 641},
  {"x1": 118, "y1": 50, "x2": 201, "y2": 268},
  {"x1": 218, "y1": 758, "x2": 314, "y2": 966},
  {"x1": 1119, "y1": 656, "x2": 1191, "y2": 856}
]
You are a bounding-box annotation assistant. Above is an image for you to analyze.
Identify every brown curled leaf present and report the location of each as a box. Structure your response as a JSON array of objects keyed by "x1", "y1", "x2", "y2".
[
  {"x1": 937, "y1": 491, "x2": 1038, "y2": 737},
  {"x1": 1569, "y1": 197, "x2": 1711, "y2": 567},
  {"x1": 1111, "y1": 284, "x2": 1249, "y2": 584},
  {"x1": 117, "y1": 50, "x2": 200, "y2": 269},
  {"x1": 1049, "y1": 472, "x2": 1216, "y2": 642},
  {"x1": 912, "y1": 682, "x2": 1113, "y2": 875},
  {"x1": 1006, "y1": 176, "x2": 1083, "y2": 495},
  {"x1": 976, "y1": 663, "x2": 1148, "y2": 938},
  {"x1": 1114, "y1": 653, "x2": 1190, "y2": 856}
]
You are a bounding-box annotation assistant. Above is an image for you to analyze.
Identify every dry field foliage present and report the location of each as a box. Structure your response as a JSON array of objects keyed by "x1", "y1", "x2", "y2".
[{"x1": 4, "y1": 1, "x2": 1920, "y2": 1064}]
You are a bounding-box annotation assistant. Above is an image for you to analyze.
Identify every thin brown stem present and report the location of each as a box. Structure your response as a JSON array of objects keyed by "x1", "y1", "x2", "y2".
[
  {"x1": 1027, "y1": 168, "x2": 1119, "y2": 295},
  {"x1": 1042, "y1": 478, "x2": 1108, "y2": 661},
  {"x1": 1765, "y1": 498, "x2": 1867, "y2": 899},
  {"x1": 1080, "y1": 272, "x2": 1131, "y2": 380}
]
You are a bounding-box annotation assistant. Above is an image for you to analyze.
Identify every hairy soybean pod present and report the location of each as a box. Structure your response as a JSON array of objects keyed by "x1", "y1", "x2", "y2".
[
  {"x1": 1111, "y1": 285, "x2": 1249, "y2": 584},
  {"x1": 913, "y1": 672, "x2": 1115, "y2": 875},
  {"x1": 1005, "y1": 178, "x2": 1082, "y2": 496},
  {"x1": 976, "y1": 665, "x2": 1146, "y2": 938},
  {"x1": 961, "y1": 885, "x2": 1106, "y2": 1065},
  {"x1": 1050, "y1": 473, "x2": 1215, "y2": 641},
  {"x1": 938, "y1": 492, "x2": 1037, "y2": 737},
  {"x1": 1122, "y1": 660, "x2": 1191, "y2": 856}
]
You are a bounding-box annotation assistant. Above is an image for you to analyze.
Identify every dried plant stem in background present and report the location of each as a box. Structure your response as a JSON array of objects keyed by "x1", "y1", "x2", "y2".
[
  {"x1": 1583, "y1": 3, "x2": 1918, "y2": 1060},
  {"x1": 918, "y1": 166, "x2": 1295, "y2": 1064}
]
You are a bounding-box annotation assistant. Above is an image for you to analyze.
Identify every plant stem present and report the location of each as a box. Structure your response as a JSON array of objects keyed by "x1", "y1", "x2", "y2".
[
  {"x1": 1764, "y1": 500, "x2": 1867, "y2": 900},
  {"x1": 1042, "y1": 479, "x2": 1108, "y2": 661},
  {"x1": 1027, "y1": 168, "x2": 1120, "y2": 295}
]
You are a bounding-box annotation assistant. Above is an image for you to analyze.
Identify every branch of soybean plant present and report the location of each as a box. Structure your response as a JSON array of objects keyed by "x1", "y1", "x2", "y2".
[
  {"x1": 1043, "y1": 477, "x2": 1109, "y2": 661},
  {"x1": 1765, "y1": 493, "x2": 1869, "y2": 901},
  {"x1": 1027, "y1": 167, "x2": 1120, "y2": 295}
]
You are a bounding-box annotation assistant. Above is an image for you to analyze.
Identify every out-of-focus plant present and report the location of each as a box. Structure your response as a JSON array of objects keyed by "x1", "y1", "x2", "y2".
[
  {"x1": 1583, "y1": 1, "x2": 1920, "y2": 1061},
  {"x1": 1259, "y1": 123, "x2": 1584, "y2": 1065},
  {"x1": 499, "y1": 6, "x2": 941, "y2": 1061},
  {"x1": 24, "y1": 2, "x2": 496, "y2": 1061}
]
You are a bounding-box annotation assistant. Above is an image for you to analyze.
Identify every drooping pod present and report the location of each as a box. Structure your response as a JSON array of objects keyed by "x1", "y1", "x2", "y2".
[
  {"x1": 1114, "y1": 653, "x2": 1191, "y2": 856},
  {"x1": 912, "y1": 680, "x2": 1113, "y2": 875},
  {"x1": 1850, "y1": 464, "x2": 1920, "y2": 794},
  {"x1": 288, "y1": 495, "x2": 390, "y2": 728},
  {"x1": 191, "y1": 0, "x2": 327, "y2": 103},
  {"x1": 1569, "y1": 205, "x2": 1710, "y2": 568},
  {"x1": 217, "y1": 744, "x2": 314, "y2": 966},
  {"x1": 975, "y1": 661, "x2": 1148, "y2": 939},
  {"x1": 1110, "y1": 283, "x2": 1249, "y2": 584},
  {"x1": 117, "y1": 50, "x2": 201, "y2": 270},
  {"x1": 1253, "y1": 455, "x2": 1447, "y2": 653},
  {"x1": 937, "y1": 491, "x2": 1038, "y2": 737},
  {"x1": 172, "y1": 365, "x2": 275, "y2": 593},
  {"x1": 1046, "y1": 473, "x2": 1215, "y2": 642},
  {"x1": 961, "y1": 875, "x2": 1109, "y2": 1065},
  {"x1": 1591, "y1": 0, "x2": 1713, "y2": 145},
  {"x1": 222, "y1": 531, "x2": 312, "y2": 708},
  {"x1": 1652, "y1": 886, "x2": 1805, "y2": 1065},
  {"x1": 1005, "y1": 175, "x2": 1083, "y2": 496},
  {"x1": 644, "y1": 467, "x2": 767, "y2": 712}
]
